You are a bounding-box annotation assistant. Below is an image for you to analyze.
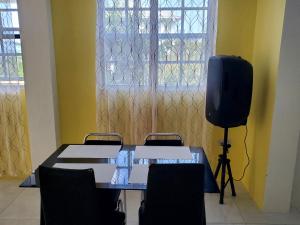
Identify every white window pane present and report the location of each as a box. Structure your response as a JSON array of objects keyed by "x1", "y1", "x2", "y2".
[
  {"x1": 15, "y1": 39, "x2": 21, "y2": 53},
  {"x1": 105, "y1": 10, "x2": 126, "y2": 33},
  {"x1": 105, "y1": 38, "x2": 124, "y2": 60},
  {"x1": 158, "y1": 64, "x2": 180, "y2": 86},
  {"x1": 17, "y1": 55, "x2": 23, "y2": 77},
  {"x1": 128, "y1": 0, "x2": 150, "y2": 8},
  {"x1": 182, "y1": 63, "x2": 204, "y2": 85},
  {"x1": 128, "y1": 0, "x2": 134, "y2": 8},
  {"x1": 184, "y1": 10, "x2": 207, "y2": 33},
  {"x1": 183, "y1": 39, "x2": 205, "y2": 61},
  {"x1": 101, "y1": 0, "x2": 212, "y2": 88},
  {"x1": 0, "y1": 0, "x2": 17, "y2": 9},
  {"x1": 128, "y1": 10, "x2": 150, "y2": 33},
  {"x1": 158, "y1": 0, "x2": 181, "y2": 8},
  {"x1": 185, "y1": 0, "x2": 206, "y2": 7},
  {"x1": 106, "y1": 61, "x2": 149, "y2": 86},
  {"x1": 0, "y1": 57, "x2": 4, "y2": 77},
  {"x1": 1, "y1": 11, "x2": 19, "y2": 28},
  {"x1": 105, "y1": 0, "x2": 125, "y2": 8},
  {"x1": 3, "y1": 39, "x2": 15, "y2": 53},
  {"x1": 159, "y1": 10, "x2": 181, "y2": 34},
  {"x1": 140, "y1": 10, "x2": 150, "y2": 33},
  {"x1": 159, "y1": 39, "x2": 180, "y2": 61},
  {"x1": 3, "y1": 39, "x2": 21, "y2": 54},
  {"x1": 6, "y1": 56, "x2": 17, "y2": 75},
  {"x1": 105, "y1": 62, "x2": 130, "y2": 85}
]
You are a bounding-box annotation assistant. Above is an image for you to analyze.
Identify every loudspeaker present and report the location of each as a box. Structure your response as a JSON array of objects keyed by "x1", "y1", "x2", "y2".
[{"x1": 205, "y1": 55, "x2": 253, "y2": 128}]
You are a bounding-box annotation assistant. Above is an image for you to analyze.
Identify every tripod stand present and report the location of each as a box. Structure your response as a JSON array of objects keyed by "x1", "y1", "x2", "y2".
[{"x1": 214, "y1": 127, "x2": 236, "y2": 204}]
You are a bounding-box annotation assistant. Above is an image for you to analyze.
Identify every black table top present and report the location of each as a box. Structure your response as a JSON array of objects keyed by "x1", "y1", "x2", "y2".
[{"x1": 20, "y1": 144, "x2": 219, "y2": 193}]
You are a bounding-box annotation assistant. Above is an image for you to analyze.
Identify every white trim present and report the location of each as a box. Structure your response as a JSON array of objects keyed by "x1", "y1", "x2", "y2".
[
  {"x1": 17, "y1": 0, "x2": 60, "y2": 169},
  {"x1": 264, "y1": 0, "x2": 300, "y2": 212}
]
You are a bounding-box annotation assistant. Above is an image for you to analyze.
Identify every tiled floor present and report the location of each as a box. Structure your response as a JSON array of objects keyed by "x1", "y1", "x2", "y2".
[{"x1": 0, "y1": 179, "x2": 299, "y2": 225}]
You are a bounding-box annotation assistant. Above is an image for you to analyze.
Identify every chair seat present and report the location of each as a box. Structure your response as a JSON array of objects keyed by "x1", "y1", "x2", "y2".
[
  {"x1": 138, "y1": 164, "x2": 206, "y2": 225},
  {"x1": 39, "y1": 166, "x2": 125, "y2": 225},
  {"x1": 83, "y1": 132, "x2": 123, "y2": 212},
  {"x1": 105, "y1": 211, "x2": 126, "y2": 225},
  {"x1": 97, "y1": 189, "x2": 122, "y2": 211},
  {"x1": 144, "y1": 139, "x2": 183, "y2": 146}
]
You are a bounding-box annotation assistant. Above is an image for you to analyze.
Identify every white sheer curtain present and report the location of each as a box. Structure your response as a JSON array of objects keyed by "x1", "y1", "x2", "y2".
[
  {"x1": 96, "y1": 0, "x2": 217, "y2": 147},
  {"x1": 0, "y1": 0, "x2": 31, "y2": 176}
]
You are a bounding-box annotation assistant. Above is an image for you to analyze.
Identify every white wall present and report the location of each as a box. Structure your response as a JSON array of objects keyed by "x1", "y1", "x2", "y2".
[
  {"x1": 18, "y1": 0, "x2": 60, "y2": 168},
  {"x1": 264, "y1": 0, "x2": 300, "y2": 212},
  {"x1": 291, "y1": 133, "x2": 300, "y2": 210}
]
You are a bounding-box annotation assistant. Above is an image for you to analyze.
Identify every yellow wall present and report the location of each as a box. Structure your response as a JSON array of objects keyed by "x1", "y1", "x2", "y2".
[
  {"x1": 51, "y1": 0, "x2": 97, "y2": 144},
  {"x1": 215, "y1": 0, "x2": 286, "y2": 208},
  {"x1": 247, "y1": 0, "x2": 286, "y2": 208},
  {"x1": 214, "y1": 0, "x2": 257, "y2": 183},
  {"x1": 50, "y1": 0, "x2": 286, "y2": 208}
]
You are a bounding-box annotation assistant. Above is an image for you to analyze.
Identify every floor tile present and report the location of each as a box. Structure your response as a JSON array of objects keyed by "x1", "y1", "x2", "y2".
[
  {"x1": 0, "y1": 189, "x2": 40, "y2": 219},
  {"x1": 123, "y1": 190, "x2": 141, "y2": 224},
  {"x1": 233, "y1": 184, "x2": 300, "y2": 225},
  {"x1": 0, "y1": 218, "x2": 39, "y2": 225},
  {"x1": 207, "y1": 224, "x2": 245, "y2": 225},
  {"x1": 0, "y1": 180, "x2": 23, "y2": 214},
  {"x1": 0, "y1": 179, "x2": 300, "y2": 225},
  {"x1": 205, "y1": 193, "x2": 244, "y2": 224},
  {"x1": 241, "y1": 210, "x2": 300, "y2": 225}
]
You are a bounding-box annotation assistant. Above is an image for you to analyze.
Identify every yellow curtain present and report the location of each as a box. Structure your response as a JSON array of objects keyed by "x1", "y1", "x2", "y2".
[
  {"x1": 97, "y1": 88, "x2": 213, "y2": 150},
  {"x1": 97, "y1": 88, "x2": 154, "y2": 144},
  {"x1": 0, "y1": 87, "x2": 31, "y2": 177},
  {"x1": 96, "y1": 0, "x2": 218, "y2": 152}
]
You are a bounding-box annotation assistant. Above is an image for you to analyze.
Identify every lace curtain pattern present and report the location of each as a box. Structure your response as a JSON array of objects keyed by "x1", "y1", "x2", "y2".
[
  {"x1": 0, "y1": 0, "x2": 31, "y2": 176},
  {"x1": 96, "y1": 0, "x2": 217, "y2": 148}
]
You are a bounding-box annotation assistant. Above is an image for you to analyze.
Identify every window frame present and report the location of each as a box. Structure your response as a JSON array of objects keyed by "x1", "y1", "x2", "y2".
[
  {"x1": 101, "y1": 0, "x2": 216, "y2": 89},
  {"x1": 0, "y1": 5, "x2": 23, "y2": 83}
]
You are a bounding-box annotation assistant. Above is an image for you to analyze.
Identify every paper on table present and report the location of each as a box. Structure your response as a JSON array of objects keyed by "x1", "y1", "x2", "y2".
[
  {"x1": 58, "y1": 145, "x2": 121, "y2": 158},
  {"x1": 129, "y1": 165, "x2": 149, "y2": 184},
  {"x1": 53, "y1": 163, "x2": 116, "y2": 183},
  {"x1": 134, "y1": 146, "x2": 193, "y2": 160}
]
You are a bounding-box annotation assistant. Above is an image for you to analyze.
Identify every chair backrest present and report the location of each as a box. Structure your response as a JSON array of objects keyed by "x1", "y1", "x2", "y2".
[
  {"x1": 144, "y1": 164, "x2": 205, "y2": 225},
  {"x1": 84, "y1": 132, "x2": 123, "y2": 145},
  {"x1": 144, "y1": 133, "x2": 184, "y2": 146},
  {"x1": 39, "y1": 166, "x2": 102, "y2": 225}
]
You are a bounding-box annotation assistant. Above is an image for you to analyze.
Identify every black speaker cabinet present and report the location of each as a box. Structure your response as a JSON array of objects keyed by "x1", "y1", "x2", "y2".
[{"x1": 205, "y1": 55, "x2": 253, "y2": 128}]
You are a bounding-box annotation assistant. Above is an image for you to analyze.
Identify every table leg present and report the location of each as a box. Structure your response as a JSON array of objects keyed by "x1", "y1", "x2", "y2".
[
  {"x1": 123, "y1": 190, "x2": 127, "y2": 214},
  {"x1": 141, "y1": 191, "x2": 145, "y2": 201}
]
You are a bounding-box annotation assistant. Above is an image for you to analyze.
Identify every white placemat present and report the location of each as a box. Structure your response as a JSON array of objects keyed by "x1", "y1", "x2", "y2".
[
  {"x1": 53, "y1": 163, "x2": 116, "y2": 183},
  {"x1": 58, "y1": 145, "x2": 121, "y2": 158},
  {"x1": 134, "y1": 146, "x2": 193, "y2": 160},
  {"x1": 128, "y1": 165, "x2": 149, "y2": 184}
]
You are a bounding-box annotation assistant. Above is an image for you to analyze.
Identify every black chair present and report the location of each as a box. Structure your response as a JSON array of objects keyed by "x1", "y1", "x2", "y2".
[
  {"x1": 144, "y1": 133, "x2": 184, "y2": 146},
  {"x1": 39, "y1": 166, "x2": 125, "y2": 225},
  {"x1": 139, "y1": 164, "x2": 206, "y2": 225},
  {"x1": 84, "y1": 132, "x2": 123, "y2": 145},
  {"x1": 83, "y1": 132, "x2": 122, "y2": 211}
]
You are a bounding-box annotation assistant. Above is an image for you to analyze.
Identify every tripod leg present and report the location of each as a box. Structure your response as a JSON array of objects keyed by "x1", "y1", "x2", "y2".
[
  {"x1": 214, "y1": 158, "x2": 222, "y2": 179},
  {"x1": 227, "y1": 160, "x2": 236, "y2": 196},
  {"x1": 220, "y1": 158, "x2": 226, "y2": 204}
]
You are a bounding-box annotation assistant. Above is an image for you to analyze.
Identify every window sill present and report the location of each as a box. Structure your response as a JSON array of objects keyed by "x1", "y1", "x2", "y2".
[{"x1": 0, "y1": 80, "x2": 24, "y2": 86}]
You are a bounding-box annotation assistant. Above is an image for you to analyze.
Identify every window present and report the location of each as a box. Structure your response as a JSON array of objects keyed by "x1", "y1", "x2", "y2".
[
  {"x1": 100, "y1": 0, "x2": 215, "y2": 88},
  {"x1": 0, "y1": 0, "x2": 23, "y2": 84}
]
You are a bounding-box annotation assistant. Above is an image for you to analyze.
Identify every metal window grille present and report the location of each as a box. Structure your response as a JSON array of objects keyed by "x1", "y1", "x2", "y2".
[
  {"x1": 0, "y1": 0, "x2": 23, "y2": 83},
  {"x1": 102, "y1": 0, "x2": 215, "y2": 88}
]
